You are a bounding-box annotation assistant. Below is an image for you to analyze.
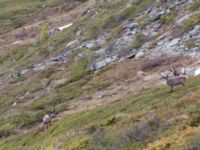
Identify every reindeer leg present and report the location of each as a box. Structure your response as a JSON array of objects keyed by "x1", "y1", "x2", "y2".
[
  {"x1": 49, "y1": 120, "x2": 52, "y2": 127},
  {"x1": 170, "y1": 86, "x2": 173, "y2": 92},
  {"x1": 44, "y1": 122, "x2": 48, "y2": 131},
  {"x1": 42, "y1": 123, "x2": 45, "y2": 131},
  {"x1": 45, "y1": 124, "x2": 48, "y2": 130}
]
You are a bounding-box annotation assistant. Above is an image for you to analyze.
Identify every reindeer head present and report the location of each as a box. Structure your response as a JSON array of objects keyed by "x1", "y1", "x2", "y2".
[
  {"x1": 48, "y1": 111, "x2": 56, "y2": 119},
  {"x1": 160, "y1": 73, "x2": 169, "y2": 80},
  {"x1": 169, "y1": 66, "x2": 175, "y2": 72}
]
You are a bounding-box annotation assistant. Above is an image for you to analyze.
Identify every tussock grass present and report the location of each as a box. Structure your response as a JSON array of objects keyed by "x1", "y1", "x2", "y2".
[{"x1": 1, "y1": 76, "x2": 200, "y2": 149}]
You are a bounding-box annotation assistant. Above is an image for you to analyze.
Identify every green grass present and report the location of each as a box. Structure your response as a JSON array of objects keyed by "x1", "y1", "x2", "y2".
[
  {"x1": 183, "y1": 15, "x2": 200, "y2": 32},
  {"x1": 0, "y1": 0, "x2": 199, "y2": 149},
  {"x1": 190, "y1": 0, "x2": 200, "y2": 11},
  {"x1": 160, "y1": 10, "x2": 176, "y2": 24},
  {"x1": 131, "y1": 33, "x2": 146, "y2": 49},
  {"x1": 185, "y1": 40, "x2": 197, "y2": 49},
  {"x1": 1, "y1": 77, "x2": 200, "y2": 149},
  {"x1": 0, "y1": 0, "x2": 76, "y2": 35},
  {"x1": 81, "y1": 0, "x2": 153, "y2": 41}
]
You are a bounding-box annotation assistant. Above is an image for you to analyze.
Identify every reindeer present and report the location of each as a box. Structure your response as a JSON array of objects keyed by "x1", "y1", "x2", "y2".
[
  {"x1": 42, "y1": 111, "x2": 56, "y2": 130},
  {"x1": 170, "y1": 66, "x2": 186, "y2": 76},
  {"x1": 160, "y1": 73, "x2": 187, "y2": 92}
]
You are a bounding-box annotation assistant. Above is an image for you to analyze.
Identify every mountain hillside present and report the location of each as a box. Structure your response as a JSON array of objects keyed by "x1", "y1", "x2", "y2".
[{"x1": 0, "y1": 0, "x2": 200, "y2": 149}]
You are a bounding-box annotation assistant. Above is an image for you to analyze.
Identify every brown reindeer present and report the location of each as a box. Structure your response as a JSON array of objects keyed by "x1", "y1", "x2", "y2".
[
  {"x1": 170, "y1": 67, "x2": 186, "y2": 76},
  {"x1": 160, "y1": 73, "x2": 187, "y2": 92}
]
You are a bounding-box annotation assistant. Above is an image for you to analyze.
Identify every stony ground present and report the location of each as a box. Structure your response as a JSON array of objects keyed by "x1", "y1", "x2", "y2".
[{"x1": 0, "y1": 0, "x2": 200, "y2": 149}]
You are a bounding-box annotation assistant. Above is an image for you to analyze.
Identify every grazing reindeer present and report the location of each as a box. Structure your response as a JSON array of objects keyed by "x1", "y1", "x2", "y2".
[
  {"x1": 42, "y1": 111, "x2": 56, "y2": 130},
  {"x1": 160, "y1": 73, "x2": 187, "y2": 92},
  {"x1": 170, "y1": 67, "x2": 186, "y2": 76}
]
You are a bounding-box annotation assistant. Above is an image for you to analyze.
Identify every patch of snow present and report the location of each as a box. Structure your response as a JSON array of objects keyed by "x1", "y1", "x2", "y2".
[{"x1": 57, "y1": 23, "x2": 73, "y2": 31}]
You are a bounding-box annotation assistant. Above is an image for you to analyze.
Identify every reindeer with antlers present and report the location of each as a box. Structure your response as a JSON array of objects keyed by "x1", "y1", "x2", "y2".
[
  {"x1": 170, "y1": 66, "x2": 186, "y2": 76},
  {"x1": 160, "y1": 71, "x2": 187, "y2": 92}
]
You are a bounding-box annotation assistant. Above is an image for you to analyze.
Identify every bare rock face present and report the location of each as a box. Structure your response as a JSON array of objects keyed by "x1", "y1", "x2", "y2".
[
  {"x1": 90, "y1": 0, "x2": 112, "y2": 5},
  {"x1": 135, "y1": 51, "x2": 145, "y2": 59},
  {"x1": 149, "y1": 7, "x2": 169, "y2": 21},
  {"x1": 188, "y1": 25, "x2": 200, "y2": 39}
]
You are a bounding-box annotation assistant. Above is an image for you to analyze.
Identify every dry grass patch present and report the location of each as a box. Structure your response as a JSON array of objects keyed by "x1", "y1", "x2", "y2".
[
  {"x1": 106, "y1": 60, "x2": 141, "y2": 82},
  {"x1": 141, "y1": 56, "x2": 195, "y2": 72},
  {"x1": 147, "y1": 126, "x2": 200, "y2": 150}
]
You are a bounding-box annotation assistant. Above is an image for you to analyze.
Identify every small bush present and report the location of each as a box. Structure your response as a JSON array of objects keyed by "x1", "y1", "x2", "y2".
[
  {"x1": 102, "y1": 5, "x2": 135, "y2": 30},
  {"x1": 118, "y1": 116, "x2": 160, "y2": 148},
  {"x1": 101, "y1": 116, "x2": 119, "y2": 127},
  {"x1": 9, "y1": 76, "x2": 26, "y2": 84},
  {"x1": 160, "y1": 11, "x2": 176, "y2": 24},
  {"x1": 106, "y1": 60, "x2": 137, "y2": 81},
  {"x1": 131, "y1": 34, "x2": 146, "y2": 49},
  {"x1": 185, "y1": 41, "x2": 196, "y2": 49},
  {"x1": 0, "y1": 125, "x2": 17, "y2": 138},
  {"x1": 171, "y1": 26, "x2": 185, "y2": 38},
  {"x1": 10, "y1": 111, "x2": 43, "y2": 128},
  {"x1": 39, "y1": 24, "x2": 49, "y2": 42},
  {"x1": 141, "y1": 57, "x2": 177, "y2": 71},
  {"x1": 90, "y1": 81, "x2": 112, "y2": 91},
  {"x1": 69, "y1": 58, "x2": 90, "y2": 81},
  {"x1": 88, "y1": 116, "x2": 160, "y2": 149},
  {"x1": 188, "y1": 104, "x2": 200, "y2": 127},
  {"x1": 89, "y1": 128, "x2": 113, "y2": 149},
  {"x1": 84, "y1": 124, "x2": 99, "y2": 134},
  {"x1": 190, "y1": 0, "x2": 200, "y2": 11},
  {"x1": 184, "y1": 15, "x2": 200, "y2": 32},
  {"x1": 68, "y1": 137, "x2": 90, "y2": 150},
  {"x1": 38, "y1": 67, "x2": 56, "y2": 79}
]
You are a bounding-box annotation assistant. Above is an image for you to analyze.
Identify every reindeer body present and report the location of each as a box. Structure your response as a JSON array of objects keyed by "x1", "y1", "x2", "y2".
[
  {"x1": 42, "y1": 113, "x2": 55, "y2": 130},
  {"x1": 167, "y1": 76, "x2": 186, "y2": 92},
  {"x1": 161, "y1": 74, "x2": 187, "y2": 92}
]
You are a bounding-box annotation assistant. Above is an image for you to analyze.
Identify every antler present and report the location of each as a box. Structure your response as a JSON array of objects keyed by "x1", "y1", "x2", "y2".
[
  {"x1": 160, "y1": 72, "x2": 169, "y2": 79},
  {"x1": 160, "y1": 73, "x2": 165, "y2": 77},
  {"x1": 160, "y1": 72, "x2": 166, "y2": 78}
]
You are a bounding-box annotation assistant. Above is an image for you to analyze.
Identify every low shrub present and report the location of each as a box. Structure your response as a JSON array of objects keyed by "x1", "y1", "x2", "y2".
[
  {"x1": 0, "y1": 125, "x2": 17, "y2": 139},
  {"x1": 190, "y1": 0, "x2": 200, "y2": 11},
  {"x1": 131, "y1": 33, "x2": 146, "y2": 49},
  {"x1": 184, "y1": 15, "x2": 200, "y2": 32},
  {"x1": 10, "y1": 111, "x2": 43, "y2": 128},
  {"x1": 68, "y1": 137, "x2": 90, "y2": 150},
  {"x1": 188, "y1": 103, "x2": 200, "y2": 127},
  {"x1": 106, "y1": 60, "x2": 138, "y2": 81},
  {"x1": 90, "y1": 81, "x2": 112, "y2": 91},
  {"x1": 39, "y1": 24, "x2": 49, "y2": 42},
  {"x1": 160, "y1": 10, "x2": 176, "y2": 24},
  {"x1": 69, "y1": 58, "x2": 91, "y2": 82},
  {"x1": 141, "y1": 56, "x2": 177, "y2": 71}
]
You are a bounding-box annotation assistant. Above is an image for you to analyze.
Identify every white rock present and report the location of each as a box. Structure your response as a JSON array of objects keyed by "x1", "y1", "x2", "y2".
[
  {"x1": 135, "y1": 51, "x2": 145, "y2": 59},
  {"x1": 33, "y1": 63, "x2": 46, "y2": 71},
  {"x1": 67, "y1": 39, "x2": 79, "y2": 47},
  {"x1": 12, "y1": 102, "x2": 17, "y2": 106},
  {"x1": 167, "y1": 38, "x2": 181, "y2": 47},
  {"x1": 194, "y1": 68, "x2": 200, "y2": 76},
  {"x1": 57, "y1": 23, "x2": 73, "y2": 31},
  {"x1": 95, "y1": 60, "x2": 107, "y2": 70},
  {"x1": 11, "y1": 40, "x2": 22, "y2": 45},
  {"x1": 20, "y1": 69, "x2": 29, "y2": 75}
]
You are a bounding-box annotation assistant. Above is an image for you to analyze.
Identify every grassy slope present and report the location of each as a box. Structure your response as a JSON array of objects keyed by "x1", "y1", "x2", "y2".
[
  {"x1": 0, "y1": 0, "x2": 200, "y2": 149},
  {"x1": 0, "y1": 0, "x2": 78, "y2": 35},
  {"x1": 1, "y1": 77, "x2": 200, "y2": 149}
]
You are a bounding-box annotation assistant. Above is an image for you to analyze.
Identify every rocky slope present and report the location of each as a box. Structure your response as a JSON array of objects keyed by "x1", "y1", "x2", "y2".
[{"x1": 0, "y1": 0, "x2": 200, "y2": 149}]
